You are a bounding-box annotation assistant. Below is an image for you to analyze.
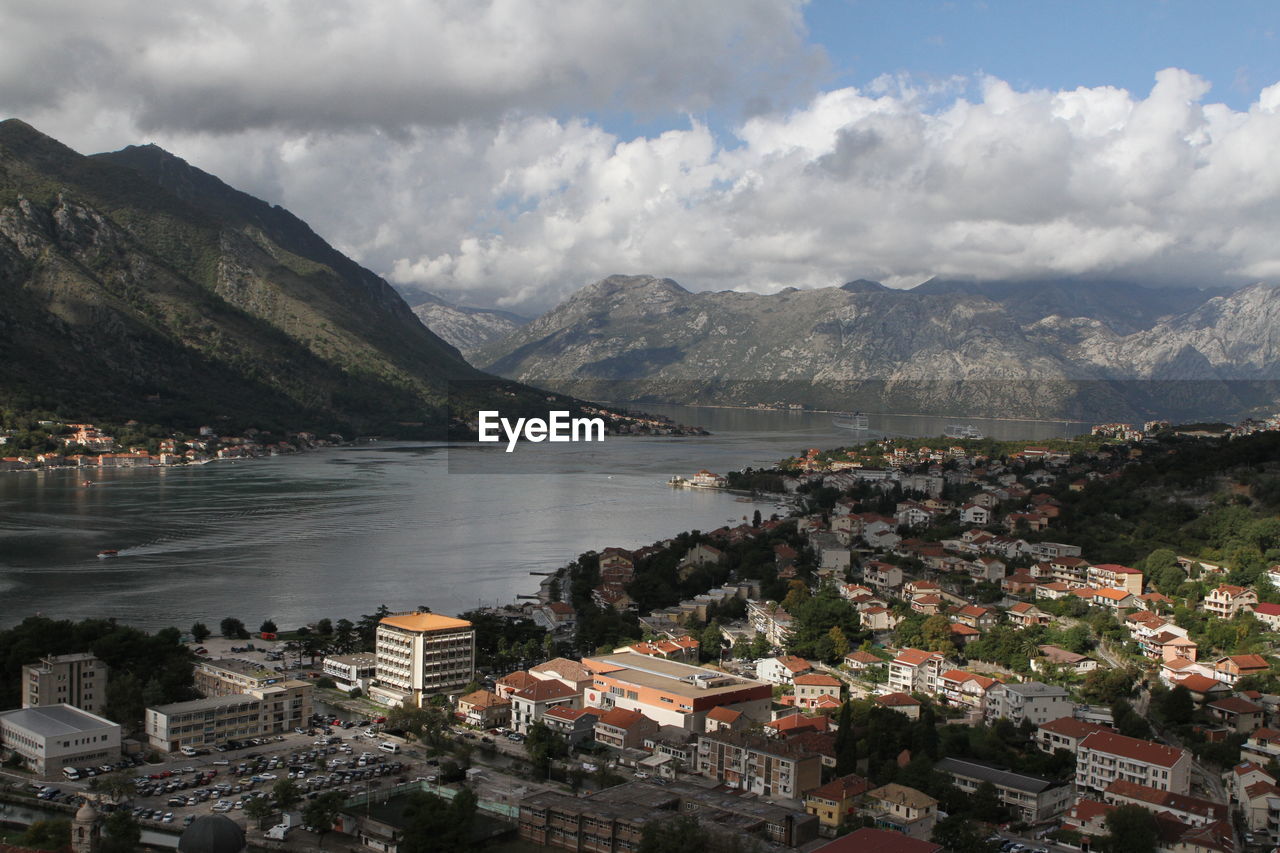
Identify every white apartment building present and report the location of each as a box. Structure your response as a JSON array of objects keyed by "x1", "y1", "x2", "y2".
[
  {"x1": 370, "y1": 612, "x2": 475, "y2": 707},
  {"x1": 1075, "y1": 730, "x2": 1192, "y2": 795},
  {"x1": 887, "y1": 649, "x2": 945, "y2": 696},
  {"x1": 21, "y1": 653, "x2": 109, "y2": 715},
  {"x1": 984, "y1": 681, "x2": 1073, "y2": 727}
]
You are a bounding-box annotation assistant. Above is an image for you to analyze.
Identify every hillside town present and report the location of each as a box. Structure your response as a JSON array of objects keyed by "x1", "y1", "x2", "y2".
[{"x1": 4, "y1": 424, "x2": 1280, "y2": 853}]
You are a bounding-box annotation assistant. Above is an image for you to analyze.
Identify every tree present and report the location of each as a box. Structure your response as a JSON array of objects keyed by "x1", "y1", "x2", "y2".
[
  {"x1": 399, "y1": 790, "x2": 477, "y2": 853},
  {"x1": 1158, "y1": 685, "x2": 1194, "y2": 726},
  {"x1": 302, "y1": 791, "x2": 347, "y2": 847},
  {"x1": 244, "y1": 795, "x2": 276, "y2": 829},
  {"x1": 333, "y1": 618, "x2": 356, "y2": 652},
  {"x1": 99, "y1": 811, "x2": 141, "y2": 853},
  {"x1": 753, "y1": 509, "x2": 762, "y2": 528},
  {"x1": 1099, "y1": 803, "x2": 1159, "y2": 853},
  {"x1": 921, "y1": 615, "x2": 953, "y2": 653},
  {"x1": 220, "y1": 617, "x2": 248, "y2": 639},
  {"x1": 700, "y1": 622, "x2": 726, "y2": 662},
  {"x1": 827, "y1": 626, "x2": 851, "y2": 661},
  {"x1": 525, "y1": 721, "x2": 569, "y2": 778},
  {"x1": 20, "y1": 819, "x2": 70, "y2": 850},
  {"x1": 88, "y1": 772, "x2": 135, "y2": 803},
  {"x1": 316, "y1": 618, "x2": 333, "y2": 636},
  {"x1": 191, "y1": 622, "x2": 211, "y2": 642},
  {"x1": 640, "y1": 815, "x2": 708, "y2": 853},
  {"x1": 932, "y1": 813, "x2": 997, "y2": 853},
  {"x1": 781, "y1": 580, "x2": 811, "y2": 613},
  {"x1": 272, "y1": 778, "x2": 303, "y2": 812},
  {"x1": 260, "y1": 618, "x2": 278, "y2": 634},
  {"x1": 834, "y1": 701, "x2": 858, "y2": 774}
]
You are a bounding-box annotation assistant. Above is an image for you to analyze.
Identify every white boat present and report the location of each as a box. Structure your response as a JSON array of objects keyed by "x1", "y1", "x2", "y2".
[
  {"x1": 832, "y1": 412, "x2": 869, "y2": 431},
  {"x1": 944, "y1": 423, "x2": 985, "y2": 440}
]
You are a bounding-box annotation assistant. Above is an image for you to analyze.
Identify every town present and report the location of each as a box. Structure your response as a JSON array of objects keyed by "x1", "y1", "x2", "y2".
[{"x1": 3, "y1": 418, "x2": 1280, "y2": 853}]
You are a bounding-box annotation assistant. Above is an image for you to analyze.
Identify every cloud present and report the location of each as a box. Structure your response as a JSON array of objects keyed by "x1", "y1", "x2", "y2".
[{"x1": 3, "y1": 4, "x2": 1280, "y2": 314}]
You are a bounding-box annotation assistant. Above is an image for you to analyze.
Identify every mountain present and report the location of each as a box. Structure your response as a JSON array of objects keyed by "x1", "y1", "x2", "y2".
[
  {"x1": 476, "y1": 274, "x2": 1280, "y2": 421},
  {"x1": 391, "y1": 286, "x2": 529, "y2": 356},
  {"x1": 0, "y1": 119, "x2": 525, "y2": 434}
]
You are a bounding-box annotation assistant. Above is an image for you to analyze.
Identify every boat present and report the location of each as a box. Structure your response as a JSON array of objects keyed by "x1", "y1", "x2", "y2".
[
  {"x1": 82, "y1": 480, "x2": 93, "y2": 486},
  {"x1": 944, "y1": 423, "x2": 985, "y2": 440},
  {"x1": 832, "y1": 412, "x2": 869, "y2": 431},
  {"x1": 97, "y1": 550, "x2": 119, "y2": 559}
]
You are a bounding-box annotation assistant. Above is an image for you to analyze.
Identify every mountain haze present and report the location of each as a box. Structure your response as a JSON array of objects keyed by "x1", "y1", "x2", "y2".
[{"x1": 477, "y1": 274, "x2": 1280, "y2": 421}]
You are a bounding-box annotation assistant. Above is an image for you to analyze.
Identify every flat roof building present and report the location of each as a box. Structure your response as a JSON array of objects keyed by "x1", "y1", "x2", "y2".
[
  {"x1": 582, "y1": 651, "x2": 771, "y2": 731},
  {"x1": 22, "y1": 653, "x2": 109, "y2": 715},
  {"x1": 194, "y1": 658, "x2": 281, "y2": 697},
  {"x1": 145, "y1": 680, "x2": 312, "y2": 752},
  {"x1": 370, "y1": 612, "x2": 475, "y2": 708},
  {"x1": 0, "y1": 704, "x2": 121, "y2": 775},
  {"x1": 934, "y1": 757, "x2": 1072, "y2": 823}
]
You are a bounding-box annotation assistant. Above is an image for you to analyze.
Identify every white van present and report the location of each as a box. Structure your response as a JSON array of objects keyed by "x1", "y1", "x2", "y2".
[
  {"x1": 61, "y1": 767, "x2": 81, "y2": 780},
  {"x1": 378, "y1": 742, "x2": 400, "y2": 754},
  {"x1": 179, "y1": 746, "x2": 199, "y2": 757}
]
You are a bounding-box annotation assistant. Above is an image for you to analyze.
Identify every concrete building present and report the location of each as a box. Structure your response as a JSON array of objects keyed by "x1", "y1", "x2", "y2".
[
  {"x1": 582, "y1": 651, "x2": 771, "y2": 732},
  {"x1": 886, "y1": 649, "x2": 944, "y2": 696},
  {"x1": 1075, "y1": 730, "x2": 1192, "y2": 795},
  {"x1": 370, "y1": 612, "x2": 475, "y2": 707},
  {"x1": 697, "y1": 729, "x2": 824, "y2": 802},
  {"x1": 194, "y1": 658, "x2": 281, "y2": 696},
  {"x1": 864, "y1": 783, "x2": 938, "y2": 840},
  {"x1": 804, "y1": 773, "x2": 871, "y2": 834},
  {"x1": 144, "y1": 680, "x2": 312, "y2": 752},
  {"x1": 541, "y1": 706, "x2": 598, "y2": 746},
  {"x1": 518, "y1": 779, "x2": 819, "y2": 850},
  {"x1": 0, "y1": 704, "x2": 121, "y2": 774},
  {"x1": 934, "y1": 757, "x2": 1072, "y2": 822},
  {"x1": 321, "y1": 653, "x2": 378, "y2": 694},
  {"x1": 510, "y1": 678, "x2": 581, "y2": 734},
  {"x1": 594, "y1": 707, "x2": 659, "y2": 750},
  {"x1": 984, "y1": 681, "x2": 1073, "y2": 727},
  {"x1": 1035, "y1": 717, "x2": 1113, "y2": 754},
  {"x1": 21, "y1": 653, "x2": 109, "y2": 715}
]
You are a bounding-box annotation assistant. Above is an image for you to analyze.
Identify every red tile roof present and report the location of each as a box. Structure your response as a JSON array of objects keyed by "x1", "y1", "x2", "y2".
[
  {"x1": 1038, "y1": 716, "x2": 1111, "y2": 740},
  {"x1": 1078, "y1": 731, "x2": 1188, "y2": 768},
  {"x1": 875, "y1": 692, "x2": 921, "y2": 707},
  {"x1": 1208, "y1": 696, "x2": 1264, "y2": 714},
  {"x1": 807, "y1": 773, "x2": 871, "y2": 803},
  {"x1": 893, "y1": 648, "x2": 941, "y2": 666},
  {"x1": 794, "y1": 673, "x2": 843, "y2": 687},
  {"x1": 596, "y1": 707, "x2": 648, "y2": 729},
  {"x1": 1104, "y1": 779, "x2": 1227, "y2": 821},
  {"x1": 706, "y1": 706, "x2": 742, "y2": 724},
  {"x1": 512, "y1": 679, "x2": 580, "y2": 702}
]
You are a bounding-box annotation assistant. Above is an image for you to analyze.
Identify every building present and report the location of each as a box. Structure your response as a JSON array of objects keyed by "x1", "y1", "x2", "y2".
[
  {"x1": 1032, "y1": 645, "x2": 1099, "y2": 675},
  {"x1": 985, "y1": 681, "x2": 1073, "y2": 727},
  {"x1": 1036, "y1": 717, "x2": 1112, "y2": 754},
  {"x1": 21, "y1": 653, "x2": 109, "y2": 715},
  {"x1": 0, "y1": 704, "x2": 121, "y2": 774},
  {"x1": 874, "y1": 693, "x2": 922, "y2": 720},
  {"x1": 540, "y1": 706, "x2": 597, "y2": 746},
  {"x1": 887, "y1": 649, "x2": 944, "y2": 696},
  {"x1": 144, "y1": 680, "x2": 312, "y2": 752},
  {"x1": 814, "y1": 827, "x2": 942, "y2": 853},
  {"x1": 455, "y1": 689, "x2": 510, "y2": 728},
  {"x1": 518, "y1": 779, "x2": 819, "y2": 850},
  {"x1": 697, "y1": 729, "x2": 823, "y2": 802},
  {"x1": 864, "y1": 783, "x2": 938, "y2": 840},
  {"x1": 582, "y1": 652, "x2": 772, "y2": 732},
  {"x1": 194, "y1": 658, "x2": 283, "y2": 696},
  {"x1": 1206, "y1": 696, "x2": 1265, "y2": 733},
  {"x1": 1086, "y1": 564, "x2": 1144, "y2": 596},
  {"x1": 1075, "y1": 730, "x2": 1192, "y2": 795},
  {"x1": 757, "y1": 655, "x2": 814, "y2": 685},
  {"x1": 1212, "y1": 654, "x2": 1270, "y2": 686},
  {"x1": 1254, "y1": 602, "x2": 1280, "y2": 630},
  {"x1": 938, "y1": 670, "x2": 998, "y2": 713},
  {"x1": 1204, "y1": 584, "x2": 1258, "y2": 619},
  {"x1": 1101, "y1": 779, "x2": 1227, "y2": 828},
  {"x1": 934, "y1": 757, "x2": 1072, "y2": 822},
  {"x1": 510, "y1": 678, "x2": 581, "y2": 734},
  {"x1": 321, "y1": 653, "x2": 378, "y2": 694},
  {"x1": 594, "y1": 707, "x2": 659, "y2": 750},
  {"x1": 804, "y1": 774, "x2": 871, "y2": 834},
  {"x1": 370, "y1": 612, "x2": 475, "y2": 707},
  {"x1": 793, "y1": 673, "x2": 843, "y2": 708}
]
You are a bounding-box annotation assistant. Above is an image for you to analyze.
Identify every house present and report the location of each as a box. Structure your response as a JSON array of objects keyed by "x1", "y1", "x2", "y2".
[
  {"x1": 985, "y1": 681, "x2": 1073, "y2": 727},
  {"x1": 863, "y1": 783, "x2": 938, "y2": 840},
  {"x1": 874, "y1": 693, "x2": 922, "y2": 720},
  {"x1": 509, "y1": 678, "x2": 581, "y2": 734},
  {"x1": 747, "y1": 601, "x2": 795, "y2": 648},
  {"x1": 594, "y1": 707, "x2": 659, "y2": 751},
  {"x1": 1243, "y1": 727, "x2": 1280, "y2": 762},
  {"x1": 938, "y1": 670, "x2": 998, "y2": 713},
  {"x1": 765, "y1": 711, "x2": 831, "y2": 738},
  {"x1": 1150, "y1": 632, "x2": 1199, "y2": 663},
  {"x1": 1254, "y1": 602, "x2": 1280, "y2": 630},
  {"x1": 1075, "y1": 730, "x2": 1192, "y2": 795},
  {"x1": 909, "y1": 594, "x2": 944, "y2": 616},
  {"x1": 757, "y1": 655, "x2": 813, "y2": 685},
  {"x1": 793, "y1": 673, "x2": 843, "y2": 709},
  {"x1": 934, "y1": 757, "x2": 1072, "y2": 822},
  {"x1": 1007, "y1": 602, "x2": 1052, "y2": 628},
  {"x1": 704, "y1": 706, "x2": 748, "y2": 734},
  {"x1": 968, "y1": 555, "x2": 1006, "y2": 582},
  {"x1": 1175, "y1": 674, "x2": 1232, "y2": 704},
  {"x1": 1213, "y1": 654, "x2": 1270, "y2": 686},
  {"x1": 1001, "y1": 570, "x2": 1039, "y2": 596},
  {"x1": 494, "y1": 670, "x2": 539, "y2": 699},
  {"x1": 949, "y1": 623, "x2": 982, "y2": 646},
  {"x1": 863, "y1": 561, "x2": 903, "y2": 592},
  {"x1": 1086, "y1": 564, "x2": 1144, "y2": 596},
  {"x1": 887, "y1": 649, "x2": 945, "y2": 696},
  {"x1": 843, "y1": 651, "x2": 884, "y2": 672},
  {"x1": 1102, "y1": 779, "x2": 1227, "y2": 827},
  {"x1": 1204, "y1": 584, "x2": 1258, "y2": 619},
  {"x1": 530, "y1": 657, "x2": 595, "y2": 693},
  {"x1": 1089, "y1": 587, "x2": 1141, "y2": 611},
  {"x1": 1207, "y1": 696, "x2": 1265, "y2": 733},
  {"x1": 950, "y1": 605, "x2": 997, "y2": 631},
  {"x1": 541, "y1": 706, "x2": 598, "y2": 745},
  {"x1": 804, "y1": 773, "x2": 871, "y2": 834},
  {"x1": 1036, "y1": 717, "x2": 1113, "y2": 754},
  {"x1": 861, "y1": 606, "x2": 901, "y2": 632},
  {"x1": 696, "y1": 729, "x2": 823, "y2": 801},
  {"x1": 960, "y1": 504, "x2": 991, "y2": 526},
  {"x1": 455, "y1": 689, "x2": 510, "y2": 728},
  {"x1": 1035, "y1": 582, "x2": 1073, "y2": 601},
  {"x1": 1032, "y1": 645, "x2": 1099, "y2": 675}
]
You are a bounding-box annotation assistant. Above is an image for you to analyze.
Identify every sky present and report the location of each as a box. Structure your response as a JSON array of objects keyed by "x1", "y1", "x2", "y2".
[{"x1": 3, "y1": 0, "x2": 1280, "y2": 314}]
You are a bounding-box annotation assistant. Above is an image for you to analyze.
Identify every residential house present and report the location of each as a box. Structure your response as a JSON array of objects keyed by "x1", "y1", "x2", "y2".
[
  {"x1": 1035, "y1": 582, "x2": 1073, "y2": 601},
  {"x1": 951, "y1": 605, "x2": 997, "y2": 631},
  {"x1": 1254, "y1": 603, "x2": 1280, "y2": 630},
  {"x1": 968, "y1": 555, "x2": 1006, "y2": 583},
  {"x1": 804, "y1": 773, "x2": 871, "y2": 834},
  {"x1": 860, "y1": 606, "x2": 901, "y2": 632},
  {"x1": 1213, "y1": 654, "x2": 1270, "y2": 686},
  {"x1": 1087, "y1": 564, "x2": 1144, "y2": 596},
  {"x1": 594, "y1": 707, "x2": 659, "y2": 751},
  {"x1": 757, "y1": 656, "x2": 813, "y2": 685},
  {"x1": 696, "y1": 729, "x2": 824, "y2": 801},
  {"x1": 1089, "y1": 587, "x2": 1141, "y2": 611},
  {"x1": 494, "y1": 670, "x2": 539, "y2": 700},
  {"x1": 813, "y1": 828, "x2": 942, "y2": 853},
  {"x1": 793, "y1": 673, "x2": 843, "y2": 709},
  {"x1": 934, "y1": 757, "x2": 1072, "y2": 822},
  {"x1": 887, "y1": 649, "x2": 945, "y2": 696},
  {"x1": 1001, "y1": 570, "x2": 1039, "y2": 597},
  {"x1": 1103, "y1": 779, "x2": 1228, "y2": 829},
  {"x1": 1036, "y1": 717, "x2": 1113, "y2": 754},
  {"x1": 1204, "y1": 584, "x2": 1258, "y2": 619},
  {"x1": 540, "y1": 706, "x2": 598, "y2": 746},
  {"x1": 843, "y1": 651, "x2": 884, "y2": 672},
  {"x1": 960, "y1": 504, "x2": 991, "y2": 526},
  {"x1": 510, "y1": 678, "x2": 581, "y2": 734},
  {"x1": 1173, "y1": 674, "x2": 1232, "y2": 704},
  {"x1": 704, "y1": 706, "x2": 748, "y2": 734},
  {"x1": 748, "y1": 601, "x2": 796, "y2": 648},
  {"x1": 456, "y1": 689, "x2": 510, "y2": 728},
  {"x1": 1075, "y1": 730, "x2": 1192, "y2": 795},
  {"x1": 985, "y1": 681, "x2": 1073, "y2": 727},
  {"x1": 949, "y1": 623, "x2": 982, "y2": 646},
  {"x1": 530, "y1": 657, "x2": 595, "y2": 693},
  {"x1": 863, "y1": 783, "x2": 938, "y2": 841},
  {"x1": 874, "y1": 693, "x2": 922, "y2": 720},
  {"x1": 1206, "y1": 696, "x2": 1265, "y2": 733},
  {"x1": 1007, "y1": 602, "x2": 1052, "y2": 628},
  {"x1": 1032, "y1": 645, "x2": 1099, "y2": 675},
  {"x1": 1243, "y1": 727, "x2": 1280, "y2": 762},
  {"x1": 909, "y1": 594, "x2": 944, "y2": 616},
  {"x1": 863, "y1": 561, "x2": 904, "y2": 593},
  {"x1": 938, "y1": 670, "x2": 998, "y2": 713}
]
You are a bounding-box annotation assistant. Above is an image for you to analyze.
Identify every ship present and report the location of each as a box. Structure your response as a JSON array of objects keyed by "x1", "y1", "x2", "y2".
[
  {"x1": 97, "y1": 550, "x2": 119, "y2": 559},
  {"x1": 832, "y1": 412, "x2": 869, "y2": 431},
  {"x1": 944, "y1": 423, "x2": 985, "y2": 440}
]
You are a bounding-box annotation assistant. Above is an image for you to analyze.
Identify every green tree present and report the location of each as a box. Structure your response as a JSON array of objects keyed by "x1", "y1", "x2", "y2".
[
  {"x1": 525, "y1": 721, "x2": 569, "y2": 778},
  {"x1": 932, "y1": 813, "x2": 997, "y2": 853},
  {"x1": 190, "y1": 622, "x2": 211, "y2": 642},
  {"x1": 700, "y1": 621, "x2": 726, "y2": 662},
  {"x1": 99, "y1": 811, "x2": 141, "y2": 853},
  {"x1": 244, "y1": 795, "x2": 276, "y2": 829},
  {"x1": 19, "y1": 819, "x2": 70, "y2": 850},
  {"x1": 399, "y1": 789, "x2": 477, "y2": 853},
  {"x1": 88, "y1": 772, "x2": 135, "y2": 803},
  {"x1": 316, "y1": 618, "x2": 333, "y2": 636},
  {"x1": 640, "y1": 814, "x2": 708, "y2": 853},
  {"x1": 834, "y1": 701, "x2": 858, "y2": 774},
  {"x1": 220, "y1": 617, "x2": 248, "y2": 639},
  {"x1": 827, "y1": 626, "x2": 851, "y2": 661},
  {"x1": 302, "y1": 791, "x2": 347, "y2": 847},
  {"x1": 1158, "y1": 685, "x2": 1194, "y2": 726},
  {"x1": 781, "y1": 580, "x2": 811, "y2": 613},
  {"x1": 921, "y1": 614, "x2": 953, "y2": 653},
  {"x1": 1099, "y1": 803, "x2": 1159, "y2": 853},
  {"x1": 260, "y1": 618, "x2": 278, "y2": 634},
  {"x1": 272, "y1": 778, "x2": 303, "y2": 812}
]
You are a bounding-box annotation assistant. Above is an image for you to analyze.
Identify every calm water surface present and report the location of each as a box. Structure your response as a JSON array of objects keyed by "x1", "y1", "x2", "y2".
[{"x1": 0, "y1": 405, "x2": 1085, "y2": 630}]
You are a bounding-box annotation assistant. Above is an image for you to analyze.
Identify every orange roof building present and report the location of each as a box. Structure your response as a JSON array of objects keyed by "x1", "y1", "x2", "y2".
[{"x1": 371, "y1": 611, "x2": 475, "y2": 707}]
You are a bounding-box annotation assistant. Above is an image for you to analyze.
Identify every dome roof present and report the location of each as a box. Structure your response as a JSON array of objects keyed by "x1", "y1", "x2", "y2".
[
  {"x1": 74, "y1": 801, "x2": 98, "y2": 822},
  {"x1": 178, "y1": 815, "x2": 246, "y2": 853}
]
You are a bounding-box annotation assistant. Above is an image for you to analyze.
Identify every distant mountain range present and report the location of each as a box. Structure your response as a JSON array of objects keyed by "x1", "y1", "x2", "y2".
[
  {"x1": 0, "y1": 119, "x2": 542, "y2": 434},
  {"x1": 475, "y1": 274, "x2": 1280, "y2": 421}
]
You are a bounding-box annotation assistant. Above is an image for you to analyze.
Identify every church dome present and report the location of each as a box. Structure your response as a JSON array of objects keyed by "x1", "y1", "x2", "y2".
[
  {"x1": 74, "y1": 800, "x2": 98, "y2": 822},
  {"x1": 177, "y1": 815, "x2": 247, "y2": 853}
]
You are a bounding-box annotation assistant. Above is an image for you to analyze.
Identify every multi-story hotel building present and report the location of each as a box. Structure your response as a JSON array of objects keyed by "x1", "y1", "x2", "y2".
[
  {"x1": 22, "y1": 653, "x2": 109, "y2": 715},
  {"x1": 1075, "y1": 730, "x2": 1192, "y2": 795},
  {"x1": 581, "y1": 651, "x2": 771, "y2": 732},
  {"x1": 696, "y1": 730, "x2": 823, "y2": 802},
  {"x1": 144, "y1": 680, "x2": 312, "y2": 752},
  {"x1": 369, "y1": 612, "x2": 475, "y2": 708}
]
